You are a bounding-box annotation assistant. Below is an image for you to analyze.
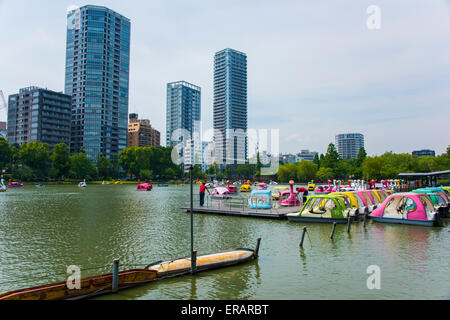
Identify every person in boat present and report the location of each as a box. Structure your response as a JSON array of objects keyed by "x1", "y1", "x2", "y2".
[{"x1": 199, "y1": 181, "x2": 211, "y2": 207}]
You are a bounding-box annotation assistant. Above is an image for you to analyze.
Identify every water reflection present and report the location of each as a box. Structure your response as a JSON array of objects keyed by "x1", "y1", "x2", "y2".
[{"x1": 0, "y1": 185, "x2": 449, "y2": 299}]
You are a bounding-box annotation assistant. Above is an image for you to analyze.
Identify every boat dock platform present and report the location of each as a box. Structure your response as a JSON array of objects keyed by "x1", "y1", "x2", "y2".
[{"x1": 181, "y1": 205, "x2": 302, "y2": 220}]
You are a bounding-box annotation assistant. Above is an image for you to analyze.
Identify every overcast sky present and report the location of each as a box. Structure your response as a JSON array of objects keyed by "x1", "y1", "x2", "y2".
[{"x1": 1, "y1": 0, "x2": 449, "y2": 156}]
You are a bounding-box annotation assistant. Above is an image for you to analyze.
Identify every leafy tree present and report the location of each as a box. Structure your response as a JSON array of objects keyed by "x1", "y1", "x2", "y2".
[
  {"x1": 0, "y1": 137, "x2": 11, "y2": 172},
  {"x1": 18, "y1": 141, "x2": 50, "y2": 175},
  {"x1": 69, "y1": 152, "x2": 96, "y2": 179},
  {"x1": 355, "y1": 147, "x2": 367, "y2": 167},
  {"x1": 316, "y1": 167, "x2": 334, "y2": 181},
  {"x1": 97, "y1": 156, "x2": 112, "y2": 180},
  {"x1": 313, "y1": 153, "x2": 320, "y2": 168},
  {"x1": 277, "y1": 163, "x2": 297, "y2": 182},
  {"x1": 321, "y1": 143, "x2": 340, "y2": 169},
  {"x1": 296, "y1": 161, "x2": 318, "y2": 183},
  {"x1": 50, "y1": 143, "x2": 70, "y2": 179}
]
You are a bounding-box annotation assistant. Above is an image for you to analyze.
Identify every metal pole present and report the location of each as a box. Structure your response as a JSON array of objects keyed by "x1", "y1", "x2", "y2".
[
  {"x1": 112, "y1": 259, "x2": 119, "y2": 292},
  {"x1": 255, "y1": 238, "x2": 261, "y2": 258},
  {"x1": 330, "y1": 222, "x2": 337, "y2": 239},
  {"x1": 190, "y1": 166, "x2": 194, "y2": 266},
  {"x1": 191, "y1": 250, "x2": 197, "y2": 274},
  {"x1": 299, "y1": 227, "x2": 307, "y2": 247}
]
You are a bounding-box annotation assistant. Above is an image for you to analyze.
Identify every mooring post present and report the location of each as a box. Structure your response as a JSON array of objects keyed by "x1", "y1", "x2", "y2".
[
  {"x1": 112, "y1": 259, "x2": 119, "y2": 292},
  {"x1": 330, "y1": 222, "x2": 337, "y2": 240},
  {"x1": 347, "y1": 215, "x2": 352, "y2": 233},
  {"x1": 191, "y1": 250, "x2": 197, "y2": 274},
  {"x1": 363, "y1": 212, "x2": 368, "y2": 228},
  {"x1": 189, "y1": 166, "x2": 194, "y2": 271},
  {"x1": 255, "y1": 237, "x2": 261, "y2": 258},
  {"x1": 299, "y1": 227, "x2": 307, "y2": 247}
]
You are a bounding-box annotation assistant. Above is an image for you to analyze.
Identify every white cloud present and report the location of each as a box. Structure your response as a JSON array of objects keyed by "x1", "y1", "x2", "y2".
[{"x1": 0, "y1": 0, "x2": 449, "y2": 155}]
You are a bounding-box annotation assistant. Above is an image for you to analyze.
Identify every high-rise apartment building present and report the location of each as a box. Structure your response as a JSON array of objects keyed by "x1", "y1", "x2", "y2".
[
  {"x1": 127, "y1": 113, "x2": 160, "y2": 148},
  {"x1": 166, "y1": 81, "x2": 201, "y2": 168},
  {"x1": 412, "y1": 149, "x2": 435, "y2": 157},
  {"x1": 65, "y1": 5, "x2": 130, "y2": 160},
  {"x1": 213, "y1": 48, "x2": 248, "y2": 167},
  {"x1": 7, "y1": 86, "x2": 71, "y2": 148},
  {"x1": 335, "y1": 133, "x2": 365, "y2": 159}
]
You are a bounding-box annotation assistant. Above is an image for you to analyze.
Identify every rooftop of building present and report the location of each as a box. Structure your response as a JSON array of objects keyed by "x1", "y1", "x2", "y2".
[
  {"x1": 167, "y1": 81, "x2": 201, "y2": 91},
  {"x1": 67, "y1": 4, "x2": 130, "y2": 22}
]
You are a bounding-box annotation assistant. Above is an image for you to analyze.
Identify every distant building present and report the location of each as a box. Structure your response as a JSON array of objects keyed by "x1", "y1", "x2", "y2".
[
  {"x1": 335, "y1": 133, "x2": 365, "y2": 160},
  {"x1": 202, "y1": 141, "x2": 214, "y2": 172},
  {"x1": 296, "y1": 150, "x2": 318, "y2": 162},
  {"x1": 0, "y1": 122, "x2": 6, "y2": 139},
  {"x1": 127, "y1": 113, "x2": 160, "y2": 148},
  {"x1": 65, "y1": 5, "x2": 131, "y2": 160},
  {"x1": 166, "y1": 81, "x2": 201, "y2": 168},
  {"x1": 281, "y1": 154, "x2": 297, "y2": 164},
  {"x1": 412, "y1": 149, "x2": 435, "y2": 157},
  {"x1": 213, "y1": 48, "x2": 248, "y2": 167},
  {"x1": 7, "y1": 86, "x2": 71, "y2": 148}
]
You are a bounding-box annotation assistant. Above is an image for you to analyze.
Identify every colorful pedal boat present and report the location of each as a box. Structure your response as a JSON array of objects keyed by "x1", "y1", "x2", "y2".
[
  {"x1": 248, "y1": 190, "x2": 272, "y2": 209},
  {"x1": 369, "y1": 193, "x2": 443, "y2": 227},
  {"x1": 287, "y1": 195, "x2": 351, "y2": 224}
]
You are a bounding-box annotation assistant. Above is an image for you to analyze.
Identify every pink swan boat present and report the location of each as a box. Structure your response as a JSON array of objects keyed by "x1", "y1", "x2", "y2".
[
  {"x1": 137, "y1": 180, "x2": 153, "y2": 191},
  {"x1": 279, "y1": 180, "x2": 301, "y2": 207}
]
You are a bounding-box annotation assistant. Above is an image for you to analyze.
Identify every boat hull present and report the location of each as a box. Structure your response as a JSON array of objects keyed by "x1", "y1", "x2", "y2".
[
  {"x1": 287, "y1": 215, "x2": 348, "y2": 224},
  {"x1": 148, "y1": 249, "x2": 256, "y2": 278},
  {"x1": 0, "y1": 269, "x2": 157, "y2": 301},
  {"x1": 370, "y1": 216, "x2": 436, "y2": 227}
]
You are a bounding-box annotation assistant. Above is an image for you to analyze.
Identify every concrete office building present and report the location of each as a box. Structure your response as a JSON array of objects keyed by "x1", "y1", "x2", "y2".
[
  {"x1": 127, "y1": 113, "x2": 160, "y2": 148},
  {"x1": 65, "y1": 5, "x2": 130, "y2": 160},
  {"x1": 7, "y1": 86, "x2": 71, "y2": 148}
]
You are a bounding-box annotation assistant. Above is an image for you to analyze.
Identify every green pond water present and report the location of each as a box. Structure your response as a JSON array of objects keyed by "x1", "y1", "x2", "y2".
[{"x1": 0, "y1": 185, "x2": 449, "y2": 300}]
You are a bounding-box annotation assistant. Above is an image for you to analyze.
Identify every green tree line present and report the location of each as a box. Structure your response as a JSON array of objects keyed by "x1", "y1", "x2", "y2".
[
  {"x1": 277, "y1": 143, "x2": 450, "y2": 183},
  {"x1": 0, "y1": 138, "x2": 184, "y2": 182}
]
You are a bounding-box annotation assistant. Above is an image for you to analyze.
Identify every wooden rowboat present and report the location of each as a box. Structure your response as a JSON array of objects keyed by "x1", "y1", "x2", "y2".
[
  {"x1": 148, "y1": 248, "x2": 257, "y2": 278},
  {"x1": 0, "y1": 269, "x2": 157, "y2": 301},
  {"x1": 0, "y1": 244, "x2": 260, "y2": 300}
]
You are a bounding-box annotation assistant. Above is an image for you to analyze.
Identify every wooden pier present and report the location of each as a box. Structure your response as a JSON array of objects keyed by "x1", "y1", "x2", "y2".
[{"x1": 181, "y1": 205, "x2": 302, "y2": 220}]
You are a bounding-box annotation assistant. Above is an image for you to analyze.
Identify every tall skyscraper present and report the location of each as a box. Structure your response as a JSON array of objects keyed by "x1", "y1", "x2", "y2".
[
  {"x1": 7, "y1": 86, "x2": 71, "y2": 148},
  {"x1": 335, "y1": 133, "x2": 365, "y2": 160},
  {"x1": 65, "y1": 5, "x2": 130, "y2": 160},
  {"x1": 166, "y1": 81, "x2": 201, "y2": 167},
  {"x1": 213, "y1": 48, "x2": 248, "y2": 167}
]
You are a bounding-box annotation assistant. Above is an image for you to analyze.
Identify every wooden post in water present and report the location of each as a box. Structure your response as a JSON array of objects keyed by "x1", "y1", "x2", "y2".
[
  {"x1": 191, "y1": 250, "x2": 197, "y2": 274},
  {"x1": 112, "y1": 259, "x2": 119, "y2": 292},
  {"x1": 363, "y1": 212, "x2": 368, "y2": 228},
  {"x1": 189, "y1": 166, "x2": 195, "y2": 274},
  {"x1": 347, "y1": 215, "x2": 352, "y2": 233},
  {"x1": 255, "y1": 237, "x2": 262, "y2": 258},
  {"x1": 330, "y1": 222, "x2": 337, "y2": 240},
  {"x1": 299, "y1": 227, "x2": 307, "y2": 247}
]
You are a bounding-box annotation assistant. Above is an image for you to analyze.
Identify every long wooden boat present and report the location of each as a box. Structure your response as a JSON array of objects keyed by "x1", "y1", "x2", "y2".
[
  {"x1": 0, "y1": 269, "x2": 157, "y2": 301},
  {"x1": 0, "y1": 246, "x2": 258, "y2": 300},
  {"x1": 148, "y1": 248, "x2": 256, "y2": 278}
]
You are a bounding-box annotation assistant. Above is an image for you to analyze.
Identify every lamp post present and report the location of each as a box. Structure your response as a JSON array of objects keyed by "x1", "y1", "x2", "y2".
[{"x1": 189, "y1": 165, "x2": 196, "y2": 274}]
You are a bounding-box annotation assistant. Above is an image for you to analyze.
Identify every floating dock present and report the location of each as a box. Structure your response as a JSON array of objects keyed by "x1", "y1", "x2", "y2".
[{"x1": 181, "y1": 205, "x2": 302, "y2": 220}]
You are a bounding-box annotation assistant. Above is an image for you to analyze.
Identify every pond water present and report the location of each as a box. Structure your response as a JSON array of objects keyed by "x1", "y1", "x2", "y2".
[{"x1": 0, "y1": 185, "x2": 448, "y2": 299}]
